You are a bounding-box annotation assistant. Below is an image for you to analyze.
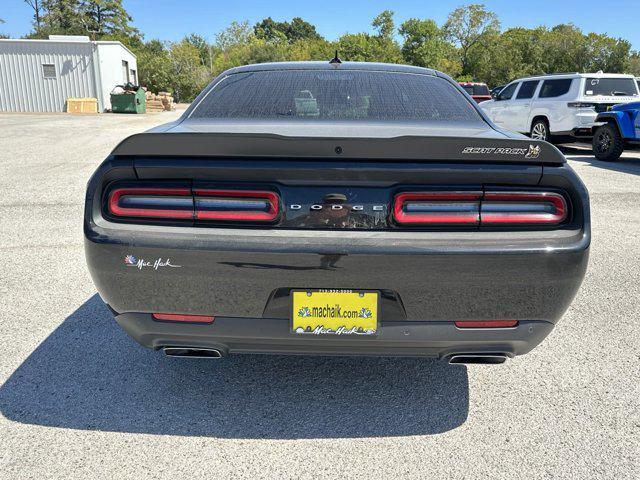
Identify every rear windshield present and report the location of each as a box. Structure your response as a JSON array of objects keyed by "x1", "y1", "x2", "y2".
[
  {"x1": 191, "y1": 70, "x2": 482, "y2": 122},
  {"x1": 584, "y1": 77, "x2": 638, "y2": 96},
  {"x1": 461, "y1": 84, "x2": 490, "y2": 96}
]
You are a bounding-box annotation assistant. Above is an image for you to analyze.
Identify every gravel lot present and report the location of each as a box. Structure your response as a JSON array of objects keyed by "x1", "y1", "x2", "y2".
[{"x1": 0, "y1": 112, "x2": 638, "y2": 479}]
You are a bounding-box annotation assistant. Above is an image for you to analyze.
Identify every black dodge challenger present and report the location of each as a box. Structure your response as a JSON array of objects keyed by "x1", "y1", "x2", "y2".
[{"x1": 84, "y1": 61, "x2": 590, "y2": 364}]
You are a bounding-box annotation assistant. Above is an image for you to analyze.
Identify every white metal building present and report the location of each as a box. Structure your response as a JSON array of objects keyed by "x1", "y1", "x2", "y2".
[{"x1": 0, "y1": 35, "x2": 137, "y2": 112}]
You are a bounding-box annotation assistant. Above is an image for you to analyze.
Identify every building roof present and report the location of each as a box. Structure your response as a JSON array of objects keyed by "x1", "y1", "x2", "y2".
[{"x1": 0, "y1": 36, "x2": 135, "y2": 58}]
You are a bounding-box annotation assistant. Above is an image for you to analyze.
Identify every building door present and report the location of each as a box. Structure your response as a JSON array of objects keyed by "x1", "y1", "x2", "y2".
[{"x1": 122, "y1": 60, "x2": 129, "y2": 84}]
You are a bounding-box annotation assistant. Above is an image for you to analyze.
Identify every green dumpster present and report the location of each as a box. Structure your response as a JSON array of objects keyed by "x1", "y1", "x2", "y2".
[{"x1": 110, "y1": 87, "x2": 146, "y2": 114}]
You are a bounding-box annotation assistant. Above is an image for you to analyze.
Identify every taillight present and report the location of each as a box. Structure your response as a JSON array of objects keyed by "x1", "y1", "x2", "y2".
[
  {"x1": 481, "y1": 191, "x2": 567, "y2": 225},
  {"x1": 393, "y1": 192, "x2": 481, "y2": 225},
  {"x1": 107, "y1": 186, "x2": 280, "y2": 223},
  {"x1": 193, "y1": 189, "x2": 279, "y2": 222},
  {"x1": 152, "y1": 313, "x2": 215, "y2": 324},
  {"x1": 108, "y1": 187, "x2": 193, "y2": 219},
  {"x1": 455, "y1": 320, "x2": 518, "y2": 328},
  {"x1": 393, "y1": 190, "x2": 568, "y2": 227}
]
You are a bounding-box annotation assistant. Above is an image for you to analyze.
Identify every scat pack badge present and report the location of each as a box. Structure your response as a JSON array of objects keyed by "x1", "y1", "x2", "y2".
[
  {"x1": 462, "y1": 144, "x2": 541, "y2": 159},
  {"x1": 124, "y1": 255, "x2": 181, "y2": 270}
]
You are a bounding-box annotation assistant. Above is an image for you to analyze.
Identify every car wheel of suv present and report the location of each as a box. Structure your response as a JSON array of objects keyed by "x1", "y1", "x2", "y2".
[
  {"x1": 593, "y1": 124, "x2": 624, "y2": 162},
  {"x1": 530, "y1": 119, "x2": 549, "y2": 142}
]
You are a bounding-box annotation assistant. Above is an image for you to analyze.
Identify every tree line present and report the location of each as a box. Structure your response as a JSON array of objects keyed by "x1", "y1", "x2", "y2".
[{"x1": 14, "y1": 1, "x2": 640, "y2": 101}]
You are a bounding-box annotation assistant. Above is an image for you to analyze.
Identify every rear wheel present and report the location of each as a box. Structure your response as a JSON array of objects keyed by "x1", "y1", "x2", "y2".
[
  {"x1": 530, "y1": 119, "x2": 550, "y2": 142},
  {"x1": 593, "y1": 124, "x2": 624, "y2": 162}
]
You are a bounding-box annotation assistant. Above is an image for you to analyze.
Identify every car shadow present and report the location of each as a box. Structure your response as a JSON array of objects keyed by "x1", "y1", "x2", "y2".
[
  {"x1": 559, "y1": 145, "x2": 640, "y2": 176},
  {"x1": 0, "y1": 294, "x2": 469, "y2": 439}
]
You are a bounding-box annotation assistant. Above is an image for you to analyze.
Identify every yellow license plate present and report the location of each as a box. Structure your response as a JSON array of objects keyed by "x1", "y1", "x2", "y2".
[{"x1": 292, "y1": 289, "x2": 379, "y2": 336}]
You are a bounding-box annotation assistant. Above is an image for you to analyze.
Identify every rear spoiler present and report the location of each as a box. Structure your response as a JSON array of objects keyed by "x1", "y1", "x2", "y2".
[{"x1": 111, "y1": 132, "x2": 565, "y2": 165}]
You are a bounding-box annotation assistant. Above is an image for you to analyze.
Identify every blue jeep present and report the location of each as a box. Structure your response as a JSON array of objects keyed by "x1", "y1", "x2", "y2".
[{"x1": 592, "y1": 101, "x2": 640, "y2": 161}]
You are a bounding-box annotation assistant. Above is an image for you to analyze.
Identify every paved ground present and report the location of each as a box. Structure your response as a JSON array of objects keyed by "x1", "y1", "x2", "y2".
[{"x1": 0, "y1": 112, "x2": 638, "y2": 479}]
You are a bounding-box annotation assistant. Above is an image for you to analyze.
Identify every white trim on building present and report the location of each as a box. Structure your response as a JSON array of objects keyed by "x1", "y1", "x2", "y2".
[{"x1": 0, "y1": 36, "x2": 137, "y2": 112}]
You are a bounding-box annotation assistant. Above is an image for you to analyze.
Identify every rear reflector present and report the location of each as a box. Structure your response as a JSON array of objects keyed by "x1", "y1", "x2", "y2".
[
  {"x1": 455, "y1": 320, "x2": 519, "y2": 329},
  {"x1": 393, "y1": 192, "x2": 482, "y2": 225},
  {"x1": 193, "y1": 189, "x2": 280, "y2": 222},
  {"x1": 152, "y1": 313, "x2": 215, "y2": 324},
  {"x1": 108, "y1": 187, "x2": 193, "y2": 219},
  {"x1": 481, "y1": 191, "x2": 567, "y2": 225}
]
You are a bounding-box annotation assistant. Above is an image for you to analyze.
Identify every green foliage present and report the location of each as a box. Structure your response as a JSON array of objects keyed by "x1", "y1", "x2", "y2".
[
  {"x1": 630, "y1": 52, "x2": 640, "y2": 76},
  {"x1": 444, "y1": 3, "x2": 500, "y2": 76},
  {"x1": 254, "y1": 17, "x2": 322, "y2": 43},
  {"x1": 337, "y1": 11, "x2": 402, "y2": 63},
  {"x1": 399, "y1": 18, "x2": 461, "y2": 76},
  {"x1": 18, "y1": 3, "x2": 640, "y2": 101},
  {"x1": 25, "y1": 0, "x2": 139, "y2": 41}
]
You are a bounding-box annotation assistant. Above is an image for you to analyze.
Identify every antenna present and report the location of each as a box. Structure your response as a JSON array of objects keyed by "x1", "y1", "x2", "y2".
[{"x1": 329, "y1": 51, "x2": 342, "y2": 64}]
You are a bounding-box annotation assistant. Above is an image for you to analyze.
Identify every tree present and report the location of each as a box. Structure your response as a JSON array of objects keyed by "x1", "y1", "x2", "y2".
[
  {"x1": 399, "y1": 18, "x2": 461, "y2": 76},
  {"x1": 38, "y1": 0, "x2": 85, "y2": 37},
  {"x1": 254, "y1": 17, "x2": 322, "y2": 43},
  {"x1": 78, "y1": 0, "x2": 140, "y2": 40},
  {"x1": 168, "y1": 39, "x2": 210, "y2": 101},
  {"x1": 372, "y1": 10, "x2": 395, "y2": 39},
  {"x1": 443, "y1": 3, "x2": 500, "y2": 76},
  {"x1": 24, "y1": 0, "x2": 44, "y2": 30},
  {"x1": 134, "y1": 40, "x2": 172, "y2": 93},
  {"x1": 215, "y1": 20, "x2": 252, "y2": 50},
  {"x1": 185, "y1": 33, "x2": 213, "y2": 69},
  {"x1": 629, "y1": 51, "x2": 640, "y2": 76},
  {"x1": 338, "y1": 11, "x2": 401, "y2": 63}
]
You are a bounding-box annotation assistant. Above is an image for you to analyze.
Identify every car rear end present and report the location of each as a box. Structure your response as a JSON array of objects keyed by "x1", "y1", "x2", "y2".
[
  {"x1": 459, "y1": 82, "x2": 492, "y2": 103},
  {"x1": 568, "y1": 74, "x2": 640, "y2": 137},
  {"x1": 85, "y1": 63, "x2": 590, "y2": 363}
]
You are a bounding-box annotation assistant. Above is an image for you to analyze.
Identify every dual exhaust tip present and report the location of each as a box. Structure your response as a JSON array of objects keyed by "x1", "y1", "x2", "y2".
[
  {"x1": 162, "y1": 347, "x2": 224, "y2": 359},
  {"x1": 446, "y1": 354, "x2": 507, "y2": 365},
  {"x1": 161, "y1": 347, "x2": 508, "y2": 364}
]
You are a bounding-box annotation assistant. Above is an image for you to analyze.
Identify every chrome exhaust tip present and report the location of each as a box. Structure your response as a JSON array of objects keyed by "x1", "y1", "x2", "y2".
[
  {"x1": 447, "y1": 354, "x2": 507, "y2": 365},
  {"x1": 162, "y1": 347, "x2": 223, "y2": 359}
]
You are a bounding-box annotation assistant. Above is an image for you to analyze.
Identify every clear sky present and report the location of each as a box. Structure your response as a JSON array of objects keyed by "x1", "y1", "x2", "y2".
[{"x1": 3, "y1": 0, "x2": 639, "y2": 50}]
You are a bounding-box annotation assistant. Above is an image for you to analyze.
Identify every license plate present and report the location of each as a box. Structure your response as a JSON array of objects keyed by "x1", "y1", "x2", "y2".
[{"x1": 292, "y1": 289, "x2": 379, "y2": 336}]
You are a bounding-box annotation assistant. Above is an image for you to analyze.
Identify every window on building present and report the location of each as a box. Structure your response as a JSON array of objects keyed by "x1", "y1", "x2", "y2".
[
  {"x1": 130, "y1": 69, "x2": 137, "y2": 85},
  {"x1": 42, "y1": 64, "x2": 56, "y2": 79},
  {"x1": 122, "y1": 60, "x2": 130, "y2": 83}
]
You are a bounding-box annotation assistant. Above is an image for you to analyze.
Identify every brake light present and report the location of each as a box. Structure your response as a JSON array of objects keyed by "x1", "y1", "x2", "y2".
[
  {"x1": 481, "y1": 191, "x2": 567, "y2": 225},
  {"x1": 152, "y1": 313, "x2": 215, "y2": 324},
  {"x1": 107, "y1": 186, "x2": 281, "y2": 223},
  {"x1": 455, "y1": 320, "x2": 518, "y2": 328},
  {"x1": 193, "y1": 189, "x2": 279, "y2": 222},
  {"x1": 393, "y1": 192, "x2": 481, "y2": 225},
  {"x1": 108, "y1": 187, "x2": 193, "y2": 219}
]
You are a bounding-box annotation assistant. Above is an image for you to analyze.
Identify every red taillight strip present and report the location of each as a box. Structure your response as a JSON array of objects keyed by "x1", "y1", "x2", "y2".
[
  {"x1": 152, "y1": 313, "x2": 215, "y2": 324},
  {"x1": 481, "y1": 191, "x2": 567, "y2": 225},
  {"x1": 393, "y1": 191, "x2": 482, "y2": 225},
  {"x1": 108, "y1": 187, "x2": 193, "y2": 219},
  {"x1": 455, "y1": 320, "x2": 519, "y2": 328},
  {"x1": 193, "y1": 189, "x2": 280, "y2": 222}
]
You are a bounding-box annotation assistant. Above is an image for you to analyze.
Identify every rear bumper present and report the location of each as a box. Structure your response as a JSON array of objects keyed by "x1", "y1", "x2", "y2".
[
  {"x1": 116, "y1": 313, "x2": 555, "y2": 358},
  {"x1": 86, "y1": 223, "x2": 589, "y2": 358}
]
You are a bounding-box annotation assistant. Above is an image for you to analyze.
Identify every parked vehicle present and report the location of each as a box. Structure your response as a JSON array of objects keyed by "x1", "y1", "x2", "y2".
[
  {"x1": 480, "y1": 72, "x2": 640, "y2": 142},
  {"x1": 459, "y1": 82, "x2": 492, "y2": 103},
  {"x1": 84, "y1": 61, "x2": 590, "y2": 363},
  {"x1": 592, "y1": 101, "x2": 640, "y2": 161},
  {"x1": 490, "y1": 85, "x2": 505, "y2": 99}
]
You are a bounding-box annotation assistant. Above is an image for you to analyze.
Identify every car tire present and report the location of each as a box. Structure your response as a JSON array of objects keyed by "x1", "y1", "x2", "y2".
[
  {"x1": 593, "y1": 124, "x2": 624, "y2": 162},
  {"x1": 530, "y1": 119, "x2": 550, "y2": 142}
]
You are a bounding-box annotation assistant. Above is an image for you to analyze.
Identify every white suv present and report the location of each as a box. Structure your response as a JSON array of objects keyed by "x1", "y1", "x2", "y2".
[{"x1": 480, "y1": 72, "x2": 640, "y2": 142}]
